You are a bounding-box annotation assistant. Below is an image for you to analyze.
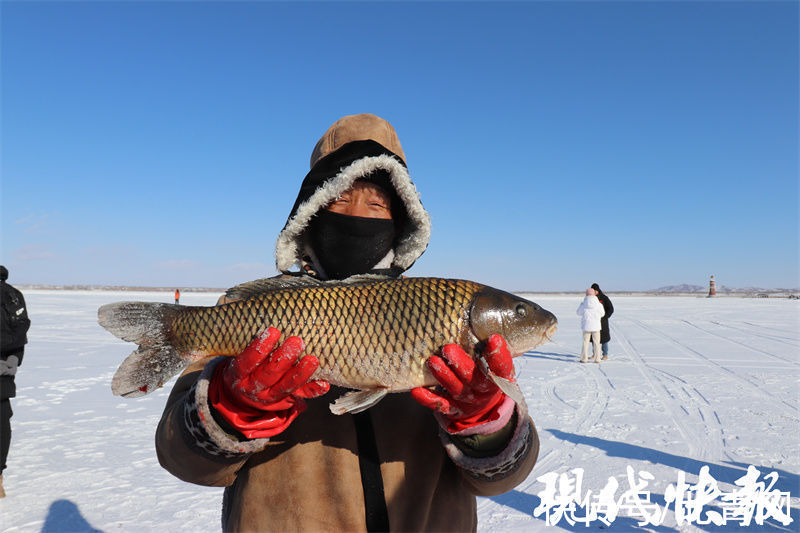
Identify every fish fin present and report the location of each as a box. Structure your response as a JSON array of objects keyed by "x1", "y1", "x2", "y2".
[
  {"x1": 478, "y1": 358, "x2": 525, "y2": 405},
  {"x1": 98, "y1": 302, "x2": 187, "y2": 397},
  {"x1": 226, "y1": 274, "x2": 388, "y2": 301},
  {"x1": 225, "y1": 276, "x2": 326, "y2": 301},
  {"x1": 340, "y1": 273, "x2": 395, "y2": 283},
  {"x1": 329, "y1": 389, "x2": 389, "y2": 415},
  {"x1": 112, "y1": 346, "x2": 188, "y2": 398}
]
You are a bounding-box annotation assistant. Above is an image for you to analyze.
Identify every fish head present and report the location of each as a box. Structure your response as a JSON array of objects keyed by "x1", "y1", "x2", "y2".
[{"x1": 469, "y1": 287, "x2": 558, "y2": 356}]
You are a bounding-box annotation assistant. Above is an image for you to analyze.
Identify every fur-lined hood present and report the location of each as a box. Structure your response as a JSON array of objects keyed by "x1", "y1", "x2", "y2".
[{"x1": 275, "y1": 115, "x2": 431, "y2": 278}]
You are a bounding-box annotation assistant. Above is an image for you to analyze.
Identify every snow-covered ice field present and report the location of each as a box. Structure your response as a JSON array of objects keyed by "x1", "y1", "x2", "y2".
[{"x1": 0, "y1": 290, "x2": 797, "y2": 532}]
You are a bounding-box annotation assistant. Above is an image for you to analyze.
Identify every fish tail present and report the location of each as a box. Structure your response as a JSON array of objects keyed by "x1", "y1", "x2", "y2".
[{"x1": 98, "y1": 302, "x2": 186, "y2": 398}]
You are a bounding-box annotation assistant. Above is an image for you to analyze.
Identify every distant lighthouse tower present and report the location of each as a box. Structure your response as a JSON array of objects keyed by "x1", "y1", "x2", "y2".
[{"x1": 708, "y1": 275, "x2": 716, "y2": 297}]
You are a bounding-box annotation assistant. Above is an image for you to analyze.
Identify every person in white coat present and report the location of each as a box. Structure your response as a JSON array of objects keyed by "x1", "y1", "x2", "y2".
[{"x1": 576, "y1": 288, "x2": 605, "y2": 363}]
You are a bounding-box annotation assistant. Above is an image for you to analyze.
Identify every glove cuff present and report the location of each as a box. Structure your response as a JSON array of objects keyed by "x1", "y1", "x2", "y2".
[
  {"x1": 441, "y1": 395, "x2": 516, "y2": 436},
  {"x1": 182, "y1": 357, "x2": 270, "y2": 458},
  {"x1": 440, "y1": 399, "x2": 535, "y2": 482},
  {"x1": 435, "y1": 389, "x2": 511, "y2": 435}
]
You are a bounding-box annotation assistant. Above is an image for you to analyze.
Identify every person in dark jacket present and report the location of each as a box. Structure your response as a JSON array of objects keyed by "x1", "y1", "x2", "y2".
[
  {"x1": 0, "y1": 265, "x2": 30, "y2": 498},
  {"x1": 591, "y1": 283, "x2": 614, "y2": 359},
  {"x1": 155, "y1": 114, "x2": 539, "y2": 532}
]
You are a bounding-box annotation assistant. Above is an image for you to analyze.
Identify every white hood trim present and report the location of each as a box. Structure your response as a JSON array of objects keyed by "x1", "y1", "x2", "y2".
[{"x1": 275, "y1": 154, "x2": 431, "y2": 273}]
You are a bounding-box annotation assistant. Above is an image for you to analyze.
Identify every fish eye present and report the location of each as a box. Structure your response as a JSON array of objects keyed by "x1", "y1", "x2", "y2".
[{"x1": 515, "y1": 303, "x2": 527, "y2": 318}]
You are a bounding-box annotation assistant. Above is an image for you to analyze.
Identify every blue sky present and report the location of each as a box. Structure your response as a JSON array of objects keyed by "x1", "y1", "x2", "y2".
[{"x1": 2, "y1": 1, "x2": 797, "y2": 292}]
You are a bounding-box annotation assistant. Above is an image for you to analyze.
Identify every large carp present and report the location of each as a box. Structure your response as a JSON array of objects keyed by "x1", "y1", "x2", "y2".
[{"x1": 98, "y1": 276, "x2": 557, "y2": 413}]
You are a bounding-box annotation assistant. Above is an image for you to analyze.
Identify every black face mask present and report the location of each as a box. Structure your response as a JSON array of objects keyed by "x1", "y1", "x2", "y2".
[{"x1": 308, "y1": 210, "x2": 396, "y2": 280}]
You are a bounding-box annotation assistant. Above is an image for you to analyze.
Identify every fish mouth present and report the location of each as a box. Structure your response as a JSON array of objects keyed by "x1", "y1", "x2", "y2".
[
  {"x1": 510, "y1": 323, "x2": 559, "y2": 357},
  {"x1": 544, "y1": 323, "x2": 558, "y2": 342}
]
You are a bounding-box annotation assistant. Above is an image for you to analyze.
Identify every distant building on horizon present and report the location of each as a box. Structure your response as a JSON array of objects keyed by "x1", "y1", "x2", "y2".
[{"x1": 708, "y1": 275, "x2": 716, "y2": 297}]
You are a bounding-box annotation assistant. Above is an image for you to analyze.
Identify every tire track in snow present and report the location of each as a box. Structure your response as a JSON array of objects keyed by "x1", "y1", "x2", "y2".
[
  {"x1": 495, "y1": 349, "x2": 613, "y2": 502},
  {"x1": 536, "y1": 342, "x2": 611, "y2": 441},
  {"x1": 541, "y1": 343, "x2": 613, "y2": 445},
  {"x1": 700, "y1": 320, "x2": 800, "y2": 360},
  {"x1": 613, "y1": 324, "x2": 706, "y2": 461},
  {"x1": 740, "y1": 320, "x2": 800, "y2": 340},
  {"x1": 651, "y1": 367, "x2": 736, "y2": 462},
  {"x1": 630, "y1": 318, "x2": 798, "y2": 415},
  {"x1": 540, "y1": 372, "x2": 579, "y2": 412},
  {"x1": 538, "y1": 365, "x2": 614, "y2": 495}
]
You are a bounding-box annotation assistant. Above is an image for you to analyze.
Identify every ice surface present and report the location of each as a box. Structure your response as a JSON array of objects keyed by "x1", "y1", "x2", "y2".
[{"x1": 0, "y1": 291, "x2": 797, "y2": 532}]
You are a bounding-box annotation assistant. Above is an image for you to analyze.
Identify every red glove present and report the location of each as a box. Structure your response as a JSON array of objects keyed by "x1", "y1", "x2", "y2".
[
  {"x1": 411, "y1": 334, "x2": 516, "y2": 434},
  {"x1": 208, "y1": 327, "x2": 329, "y2": 439}
]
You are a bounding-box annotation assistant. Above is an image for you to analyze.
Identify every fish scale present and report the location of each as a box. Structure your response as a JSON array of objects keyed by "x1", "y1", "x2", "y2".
[
  {"x1": 167, "y1": 278, "x2": 479, "y2": 389},
  {"x1": 98, "y1": 276, "x2": 558, "y2": 406}
]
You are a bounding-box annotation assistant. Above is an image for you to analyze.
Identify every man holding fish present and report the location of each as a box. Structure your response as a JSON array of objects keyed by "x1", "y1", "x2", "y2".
[{"x1": 127, "y1": 114, "x2": 557, "y2": 531}]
